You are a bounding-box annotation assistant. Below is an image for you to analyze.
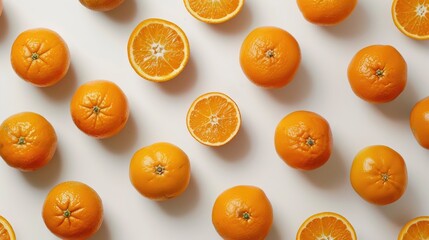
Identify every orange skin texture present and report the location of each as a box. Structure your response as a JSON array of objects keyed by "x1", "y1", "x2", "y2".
[
  {"x1": 297, "y1": 0, "x2": 357, "y2": 25},
  {"x1": 240, "y1": 27, "x2": 301, "y2": 88},
  {"x1": 70, "y1": 80, "x2": 129, "y2": 139},
  {"x1": 79, "y1": 0, "x2": 124, "y2": 11},
  {"x1": 410, "y1": 97, "x2": 429, "y2": 149},
  {"x1": 10, "y1": 28, "x2": 70, "y2": 87},
  {"x1": 129, "y1": 142, "x2": 191, "y2": 201},
  {"x1": 212, "y1": 185, "x2": 273, "y2": 240},
  {"x1": 0, "y1": 112, "x2": 57, "y2": 171},
  {"x1": 275, "y1": 111, "x2": 333, "y2": 170},
  {"x1": 398, "y1": 216, "x2": 429, "y2": 240},
  {"x1": 42, "y1": 181, "x2": 103, "y2": 240},
  {"x1": 347, "y1": 45, "x2": 407, "y2": 103},
  {"x1": 350, "y1": 145, "x2": 408, "y2": 205}
]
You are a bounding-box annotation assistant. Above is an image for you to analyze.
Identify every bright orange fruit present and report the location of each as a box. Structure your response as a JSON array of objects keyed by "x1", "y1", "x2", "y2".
[
  {"x1": 398, "y1": 216, "x2": 429, "y2": 240},
  {"x1": 79, "y1": 0, "x2": 124, "y2": 11},
  {"x1": 183, "y1": 0, "x2": 245, "y2": 24},
  {"x1": 410, "y1": 97, "x2": 429, "y2": 149},
  {"x1": 297, "y1": 212, "x2": 357, "y2": 240},
  {"x1": 0, "y1": 215, "x2": 16, "y2": 240},
  {"x1": 392, "y1": 0, "x2": 429, "y2": 40},
  {"x1": 297, "y1": 0, "x2": 357, "y2": 25}
]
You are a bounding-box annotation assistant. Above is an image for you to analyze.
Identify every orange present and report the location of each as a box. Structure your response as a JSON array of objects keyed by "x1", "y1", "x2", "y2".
[
  {"x1": 350, "y1": 145, "x2": 408, "y2": 205},
  {"x1": 127, "y1": 18, "x2": 190, "y2": 82},
  {"x1": 410, "y1": 97, "x2": 429, "y2": 149},
  {"x1": 0, "y1": 0, "x2": 2, "y2": 17},
  {"x1": 79, "y1": 0, "x2": 124, "y2": 11},
  {"x1": 42, "y1": 181, "x2": 103, "y2": 240},
  {"x1": 10, "y1": 28, "x2": 70, "y2": 87},
  {"x1": 129, "y1": 142, "x2": 191, "y2": 201},
  {"x1": 240, "y1": 27, "x2": 301, "y2": 88},
  {"x1": 274, "y1": 111, "x2": 333, "y2": 170},
  {"x1": 0, "y1": 215, "x2": 16, "y2": 240},
  {"x1": 297, "y1": 212, "x2": 357, "y2": 240},
  {"x1": 70, "y1": 80, "x2": 129, "y2": 139},
  {"x1": 186, "y1": 92, "x2": 241, "y2": 147},
  {"x1": 296, "y1": 0, "x2": 357, "y2": 25},
  {"x1": 347, "y1": 45, "x2": 407, "y2": 103},
  {"x1": 392, "y1": 0, "x2": 429, "y2": 40},
  {"x1": 212, "y1": 185, "x2": 273, "y2": 240},
  {"x1": 398, "y1": 216, "x2": 429, "y2": 240},
  {"x1": 183, "y1": 0, "x2": 244, "y2": 24},
  {"x1": 0, "y1": 112, "x2": 57, "y2": 171}
]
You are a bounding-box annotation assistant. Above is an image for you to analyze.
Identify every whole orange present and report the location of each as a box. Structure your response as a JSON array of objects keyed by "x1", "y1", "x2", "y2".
[
  {"x1": 350, "y1": 145, "x2": 408, "y2": 205},
  {"x1": 410, "y1": 97, "x2": 429, "y2": 149},
  {"x1": 297, "y1": 0, "x2": 357, "y2": 25},
  {"x1": 129, "y1": 142, "x2": 191, "y2": 201},
  {"x1": 79, "y1": 0, "x2": 124, "y2": 11},
  {"x1": 70, "y1": 80, "x2": 129, "y2": 139},
  {"x1": 240, "y1": 27, "x2": 301, "y2": 88},
  {"x1": 10, "y1": 28, "x2": 70, "y2": 87},
  {"x1": 275, "y1": 111, "x2": 333, "y2": 170},
  {"x1": 348, "y1": 45, "x2": 407, "y2": 103},
  {"x1": 212, "y1": 185, "x2": 273, "y2": 240},
  {"x1": 0, "y1": 112, "x2": 57, "y2": 171},
  {"x1": 42, "y1": 181, "x2": 103, "y2": 240}
]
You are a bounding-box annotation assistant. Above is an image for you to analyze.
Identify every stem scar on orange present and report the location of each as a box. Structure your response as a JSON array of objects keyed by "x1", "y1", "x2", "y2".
[
  {"x1": 183, "y1": 0, "x2": 245, "y2": 24},
  {"x1": 296, "y1": 0, "x2": 357, "y2": 26},
  {"x1": 410, "y1": 96, "x2": 429, "y2": 149},
  {"x1": 0, "y1": 215, "x2": 16, "y2": 240},
  {"x1": 398, "y1": 216, "x2": 429, "y2": 239},
  {"x1": 79, "y1": 0, "x2": 124, "y2": 11},
  {"x1": 392, "y1": 0, "x2": 429, "y2": 40}
]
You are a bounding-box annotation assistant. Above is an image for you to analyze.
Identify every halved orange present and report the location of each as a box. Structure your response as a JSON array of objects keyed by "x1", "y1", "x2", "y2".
[
  {"x1": 183, "y1": 0, "x2": 245, "y2": 24},
  {"x1": 392, "y1": 0, "x2": 429, "y2": 40},
  {"x1": 186, "y1": 92, "x2": 241, "y2": 146},
  {"x1": 297, "y1": 212, "x2": 357, "y2": 240},
  {"x1": 398, "y1": 216, "x2": 429, "y2": 239},
  {"x1": 127, "y1": 18, "x2": 190, "y2": 82},
  {"x1": 0, "y1": 215, "x2": 16, "y2": 240}
]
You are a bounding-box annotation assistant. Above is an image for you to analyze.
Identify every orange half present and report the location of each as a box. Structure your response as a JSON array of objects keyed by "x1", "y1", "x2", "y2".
[
  {"x1": 392, "y1": 0, "x2": 429, "y2": 40},
  {"x1": 187, "y1": 92, "x2": 241, "y2": 146},
  {"x1": 184, "y1": 0, "x2": 245, "y2": 24},
  {"x1": 297, "y1": 212, "x2": 357, "y2": 240},
  {"x1": 0, "y1": 216, "x2": 16, "y2": 240},
  {"x1": 128, "y1": 18, "x2": 190, "y2": 82},
  {"x1": 398, "y1": 216, "x2": 429, "y2": 239}
]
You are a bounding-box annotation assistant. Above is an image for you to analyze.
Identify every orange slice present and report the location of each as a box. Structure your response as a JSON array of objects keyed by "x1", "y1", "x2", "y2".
[
  {"x1": 186, "y1": 92, "x2": 241, "y2": 146},
  {"x1": 297, "y1": 212, "x2": 357, "y2": 240},
  {"x1": 392, "y1": 0, "x2": 429, "y2": 40},
  {"x1": 0, "y1": 215, "x2": 16, "y2": 240},
  {"x1": 183, "y1": 0, "x2": 245, "y2": 24},
  {"x1": 398, "y1": 216, "x2": 429, "y2": 239},
  {"x1": 127, "y1": 18, "x2": 190, "y2": 82}
]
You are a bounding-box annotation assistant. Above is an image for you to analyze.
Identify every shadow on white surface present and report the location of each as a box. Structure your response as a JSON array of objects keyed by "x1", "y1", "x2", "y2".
[
  {"x1": 91, "y1": 218, "x2": 112, "y2": 240},
  {"x1": 103, "y1": 0, "x2": 137, "y2": 23},
  {"x1": 38, "y1": 64, "x2": 78, "y2": 102},
  {"x1": 99, "y1": 113, "x2": 139, "y2": 155},
  {"x1": 266, "y1": 222, "x2": 283, "y2": 240},
  {"x1": 158, "y1": 58, "x2": 198, "y2": 95},
  {"x1": 208, "y1": 4, "x2": 252, "y2": 34},
  {"x1": 0, "y1": 11, "x2": 8, "y2": 41},
  {"x1": 211, "y1": 124, "x2": 251, "y2": 162}
]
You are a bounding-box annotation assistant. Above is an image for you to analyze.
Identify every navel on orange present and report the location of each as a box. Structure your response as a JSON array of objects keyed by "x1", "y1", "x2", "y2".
[
  {"x1": 183, "y1": 0, "x2": 244, "y2": 24},
  {"x1": 127, "y1": 18, "x2": 190, "y2": 82},
  {"x1": 392, "y1": 0, "x2": 429, "y2": 40},
  {"x1": 186, "y1": 92, "x2": 241, "y2": 147},
  {"x1": 398, "y1": 216, "x2": 429, "y2": 240},
  {"x1": 297, "y1": 212, "x2": 357, "y2": 240},
  {"x1": 0, "y1": 215, "x2": 16, "y2": 240}
]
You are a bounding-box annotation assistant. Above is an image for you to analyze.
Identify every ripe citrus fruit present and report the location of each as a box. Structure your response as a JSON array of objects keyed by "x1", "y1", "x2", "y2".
[
  {"x1": 79, "y1": 0, "x2": 124, "y2": 11},
  {"x1": 398, "y1": 216, "x2": 429, "y2": 239},
  {"x1": 347, "y1": 45, "x2": 407, "y2": 103},
  {"x1": 212, "y1": 185, "x2": 273, "y2": 240},
  {"x1": 0, "y1": 112, "x2": 57, "y2": 171},
  {"x1": 128, "y1": 18, "x2": 190, "y2": 82},
  {"x1": 350, "y1": 145, "x2": 408, "y2": 205},
  {"x1": 275, "y1": 111, "x2": 333, "y2": 170},
  {"x1": 10, "y1": 28, "x2": 70, "y2": 87},
  {"x1": 392, "y1": 0, "x2": 429, "y2": 40},
  {"x1": 186, "y1": 92, "x2": 241, "y2": 147},
  {"x1": 183, "y1": 0, "x2": 244, "y2": 24},
  {"x1": 0, "y1": 215, "x2": 16, "y2": 240},
  {"x1": 129, "y1": 142, "x2": 191, "y2": 201},
  {"x1": 240, "y1": 27, "x2": 301, "y2": 88},
  {"x1": 297, "y1": 212, "x2": 357, "y2": 240},
  {"x1": 70, "y1": 80, "x2": 129, "y2": 139},
  {"x1": 410, "y1": 97, "x2": 429, "y2": 149},
  {"x1": 42, "y1": 181, "x2": 103, "y2": 240},
  {"x1": 296, "y1": 0, "x2": 357, "y2": 25}
]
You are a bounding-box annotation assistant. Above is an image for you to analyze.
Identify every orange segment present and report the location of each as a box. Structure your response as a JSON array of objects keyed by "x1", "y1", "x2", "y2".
[
  {"x1": 184, "y1": 0, "x2": 244, "y2": 24},
  {"x1": 398, "y1": 216, "x2": 429, "y2": 240},
  {"x1": 187, "y1": 92, "x2": 241, "y2": 146},
  {"x1": 392, "y1": 0, "x2": 429, "y2": 40},
  {"x1": 128, "y1": 18, "x2": 190, "y2": 82},
  {"x1": 0, "y1": 216, "x2": 16, "y2": 240},
  {"x1": 297, "y1": 212, "x2": 357, "y2": 240}
]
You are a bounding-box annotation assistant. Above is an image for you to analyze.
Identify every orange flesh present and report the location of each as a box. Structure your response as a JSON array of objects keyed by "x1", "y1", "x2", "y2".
[
  {"x1": 187, "y1": 0, "x2": 240, "y2": 19},
  {"x1": 394, "y1": 0, "x2": 429, "y2": 38},
  {"x1": 401, "y1": 220, "x2": 429, "y2": 239},
  {"x1": 0, "y1": 223, "x2": 11, "y2": 240},
  {"x1": 298, "y1": 216, "x2": 355, "y2": 240}
]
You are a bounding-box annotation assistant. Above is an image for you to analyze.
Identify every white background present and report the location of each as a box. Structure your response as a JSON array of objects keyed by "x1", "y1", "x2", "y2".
[{"x1": 0, "y1": 0, "x2": 429, "y2": 239}]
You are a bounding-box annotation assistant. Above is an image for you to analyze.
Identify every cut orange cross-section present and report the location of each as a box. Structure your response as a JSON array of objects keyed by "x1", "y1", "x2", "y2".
[
  {"x1": 184, "y1": 0, "x2": 245, "y2": 24},
  {"x1": 0, "y1": 215, "x2": 16, "y2": 240},
  {"x1": 187, "y1": 92, "x2": 241, "y2": 147},
  {"x1": 297, "y1": 212, "x2": 357, "y2": 240},
  {"x1": 392, "y1": 0, "x2": 429, "y2": 40},
  {"x1": 398, "y1": 216, "x2": 429, "y2": 240},
  {"x1": 127, "y1": 18, "x2": 190, "y2": 82}
]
